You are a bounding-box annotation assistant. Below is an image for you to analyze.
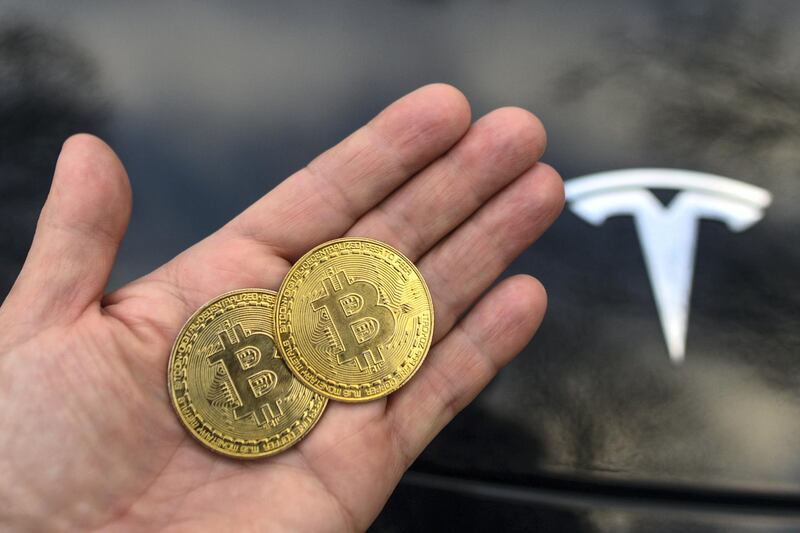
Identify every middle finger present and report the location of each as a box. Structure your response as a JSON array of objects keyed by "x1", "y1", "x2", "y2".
[{"x1": 346, "y1": 107, "x2": 546, "y2": 261}]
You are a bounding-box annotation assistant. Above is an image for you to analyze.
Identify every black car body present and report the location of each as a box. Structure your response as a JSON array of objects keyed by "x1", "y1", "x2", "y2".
[{"x1": 2, "y1": 1, "x2": 799, "y2": 531}]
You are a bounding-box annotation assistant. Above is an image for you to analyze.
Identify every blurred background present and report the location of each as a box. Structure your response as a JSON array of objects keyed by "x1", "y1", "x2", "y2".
[{"x1": 1, "y1": 1, "x2": 799, "y2": 531}]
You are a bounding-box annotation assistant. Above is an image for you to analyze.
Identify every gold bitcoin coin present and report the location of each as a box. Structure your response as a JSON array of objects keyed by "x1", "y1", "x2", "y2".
[
  {"x1": 275, "y1": 238, "x2": 434, "y2": 402},
  {"x1": 168, "y1": 289, "x2": 327, "y2": 458}
]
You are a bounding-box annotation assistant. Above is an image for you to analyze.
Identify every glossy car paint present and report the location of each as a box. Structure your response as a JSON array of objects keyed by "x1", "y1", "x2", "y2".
[{"x1": 1, "y1": 1, "x2": 798, "y2": 530}]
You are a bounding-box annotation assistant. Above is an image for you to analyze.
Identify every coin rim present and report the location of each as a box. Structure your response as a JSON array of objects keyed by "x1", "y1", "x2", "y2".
[
  {"x1": 274, "y1": 237, "x2": 435, "y2": 403},
  {"x1": 167, "y1": 287, "x2": 328, "y2": 459}
]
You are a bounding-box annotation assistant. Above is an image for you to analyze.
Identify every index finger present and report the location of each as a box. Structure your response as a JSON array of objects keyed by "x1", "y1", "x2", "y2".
[{"x1": 229, "y1": 84, "x2": 471, "y2": 260}]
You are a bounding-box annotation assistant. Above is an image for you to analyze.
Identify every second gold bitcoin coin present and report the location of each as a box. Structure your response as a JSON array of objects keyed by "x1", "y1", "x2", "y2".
[
  {"x1": 168, "y1": 289, "x2": 327, "y2": 458},
  {"x1": 275, "y1": 238, "x2": 434, "y2": 402}
]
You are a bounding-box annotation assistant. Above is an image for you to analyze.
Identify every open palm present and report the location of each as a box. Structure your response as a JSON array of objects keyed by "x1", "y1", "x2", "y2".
[{"x1": 0, "y1": 85, "x2": 563, "y2": 532}]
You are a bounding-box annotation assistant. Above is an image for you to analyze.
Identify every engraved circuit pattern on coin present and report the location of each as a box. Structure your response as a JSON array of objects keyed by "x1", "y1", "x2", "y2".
[
  {"x1": 168, "y1": 289, "x2": 327, "y2": 458},
  {"x1": 275, "y1": 238, "x2": 434, "y2": 402}
]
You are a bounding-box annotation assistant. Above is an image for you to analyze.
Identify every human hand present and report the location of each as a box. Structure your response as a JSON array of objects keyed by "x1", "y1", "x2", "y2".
[{"x1": 0, "y1": 84, "x2": 563, "y2": 532}]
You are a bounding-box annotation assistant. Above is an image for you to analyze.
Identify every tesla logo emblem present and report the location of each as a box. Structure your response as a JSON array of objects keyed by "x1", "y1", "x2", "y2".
[{"x1": 566, "y1": 169, "x2": 772, "y2": 363}]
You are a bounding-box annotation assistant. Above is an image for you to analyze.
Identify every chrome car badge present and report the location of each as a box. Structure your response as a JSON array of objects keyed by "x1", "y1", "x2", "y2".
[{"x1": 566, "y1": 169, "x2": 772, "y2": 363}]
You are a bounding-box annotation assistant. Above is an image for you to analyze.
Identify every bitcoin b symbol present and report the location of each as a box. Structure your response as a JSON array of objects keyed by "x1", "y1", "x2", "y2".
[
  {"x1": 312, "y1": 271, "x2": 396, "y2": 372},
  {"x1": 207, "y1": 321, "x2": 292, "y2": 426}
]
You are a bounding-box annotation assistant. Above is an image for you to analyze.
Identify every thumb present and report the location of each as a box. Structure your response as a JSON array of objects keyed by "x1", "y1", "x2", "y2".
[{"x1": 3, "y1": 134, "x2": 132, "y2": 325}]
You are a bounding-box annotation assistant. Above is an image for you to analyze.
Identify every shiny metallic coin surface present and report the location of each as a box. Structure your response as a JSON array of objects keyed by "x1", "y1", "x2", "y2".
[
  {"x1": 275, "y1": 238, "x2": 434, "y2": 402},
  {"x1": 168, "y1": 289, "x2": 327, "y2": 458}
]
